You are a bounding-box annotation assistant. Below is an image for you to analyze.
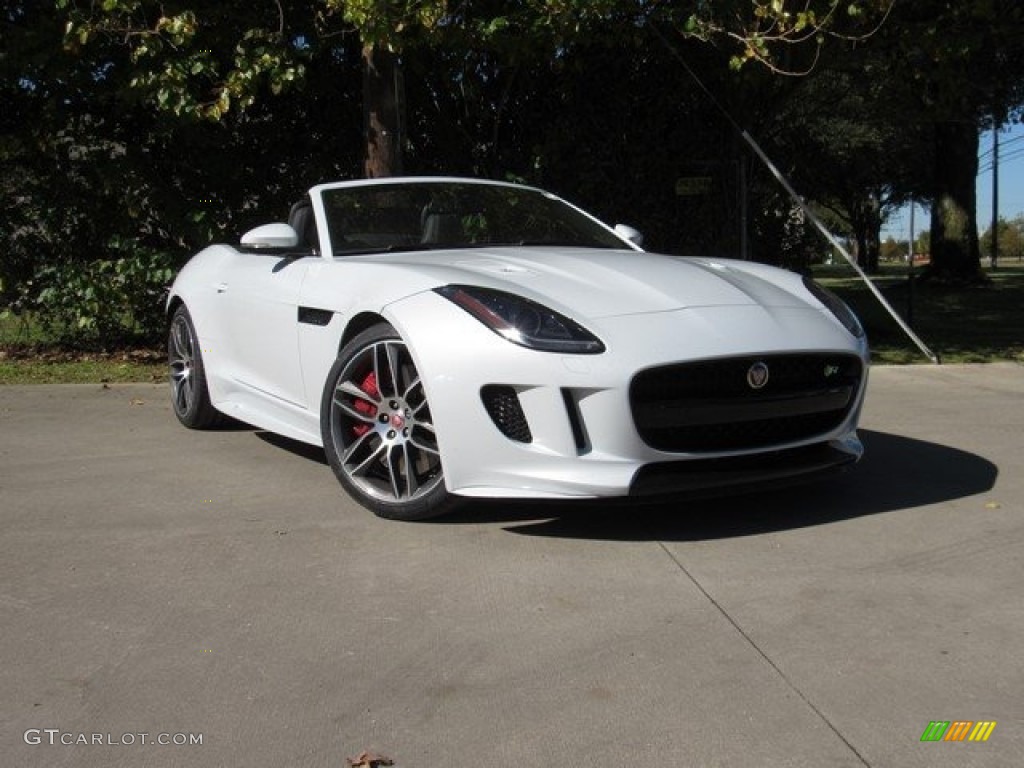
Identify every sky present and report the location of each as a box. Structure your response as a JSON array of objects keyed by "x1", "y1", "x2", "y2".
[{"x1": 881, "y1": 121, "x2": 1024, "y2": 241}]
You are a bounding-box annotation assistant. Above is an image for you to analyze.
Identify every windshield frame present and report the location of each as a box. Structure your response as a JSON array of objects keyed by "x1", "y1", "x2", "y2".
[{"x1": 309, "y1": 178, "x2": 638, "y2": 258}]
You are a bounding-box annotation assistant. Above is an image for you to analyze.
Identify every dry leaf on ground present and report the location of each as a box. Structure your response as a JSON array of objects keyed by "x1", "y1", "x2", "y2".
[{"x1": 346, "y1": 750, "x2": 394, "y2": 768}]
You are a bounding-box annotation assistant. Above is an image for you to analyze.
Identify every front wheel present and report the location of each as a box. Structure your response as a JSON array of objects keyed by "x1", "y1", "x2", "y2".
[
  {"x1": 168, "y1": 305, "x2": 224, "y2": 429},
  {"x1": 321, "y1": 324, "x2": 456, "y2": 521}
]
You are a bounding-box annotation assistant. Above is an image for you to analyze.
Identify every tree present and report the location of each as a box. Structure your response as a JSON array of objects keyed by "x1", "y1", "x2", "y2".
[
  {"x1": 880, "y1": 236, "x2": 907, "y2": 263},
  {"x1": 762, "y1": 64, "x2": 929, "y2": 273},
  {"x1": 865, "y1": 0, "x2": 1024, "y2": 282},
  {"x1": 14, "y1": 0, "x2": 1004, "y2": 345},
  {"x1": 981, "y1": 216, "x2": 1024, "y2": 265},
  {"x1": 748, "y1": 0, "x2": 1024, "y2": 281},
  {"x1": 54, "y1": 1, "x2": 898, "y2": 177},
  {"x1": 323, "y1": 1, "x2": 449, "y2": 177},
  {"x1": 2, "y1": 0, "x2": 365, "y2": 342}
]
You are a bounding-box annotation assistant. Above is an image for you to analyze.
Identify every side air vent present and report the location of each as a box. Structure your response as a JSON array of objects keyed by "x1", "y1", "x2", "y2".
[
  {"x1": 481, "y1": 385, "x2": 532, "y2": 443},
  {"x1": 297, "y1": 306, "x2": 334, "y2": 326},
  {"x1": 561, "y1": 388, "x2": 590, "y2": 454}
]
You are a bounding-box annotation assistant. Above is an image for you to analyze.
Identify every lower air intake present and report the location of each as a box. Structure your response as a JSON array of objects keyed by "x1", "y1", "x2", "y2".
[{"x1": 481, "y1": 385, "x2": 532, "y2": 443}]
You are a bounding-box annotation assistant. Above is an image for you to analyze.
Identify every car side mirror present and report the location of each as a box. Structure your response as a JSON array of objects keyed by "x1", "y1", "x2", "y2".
[
  {"x1": 240, "y1": 223, "x2": 299, "y2": 250},
  {"x1": 614, "y1": 224, "x2": 644, "y2": 248}
]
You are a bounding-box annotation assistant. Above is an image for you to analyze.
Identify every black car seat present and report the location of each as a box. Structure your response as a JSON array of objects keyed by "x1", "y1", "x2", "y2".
[{"x1": 288, "y1": 199, "x2": 320, "y2": 253}]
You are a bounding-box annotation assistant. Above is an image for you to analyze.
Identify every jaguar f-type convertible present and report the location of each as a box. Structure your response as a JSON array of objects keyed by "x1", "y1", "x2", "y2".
[{"x1": 167, "y1": 177, "x2": 869, "y2": 520}]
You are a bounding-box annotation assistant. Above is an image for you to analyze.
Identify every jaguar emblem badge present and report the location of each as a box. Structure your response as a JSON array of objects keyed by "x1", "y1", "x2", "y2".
[{"x1": 747, "y1": 361, "x2": 770, "y2": 390}]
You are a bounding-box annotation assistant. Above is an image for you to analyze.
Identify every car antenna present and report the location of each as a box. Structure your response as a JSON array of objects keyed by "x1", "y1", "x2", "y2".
[{"x1": 649, "y1": 24, "x2": 940, "y2": 365}]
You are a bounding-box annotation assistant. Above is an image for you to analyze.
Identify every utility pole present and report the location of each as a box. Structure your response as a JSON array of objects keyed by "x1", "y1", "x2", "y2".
[
  {"x1": 991, "y1": 124, "x2": 999, "y2": 270},
  {"x1": 907, "y1": 201, "x2": 915, "y2": 328}
]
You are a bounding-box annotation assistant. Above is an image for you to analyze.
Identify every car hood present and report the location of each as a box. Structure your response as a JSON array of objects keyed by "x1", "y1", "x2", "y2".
[{"x1": 365, "y1": 247, "x2": 813, "y2": 319}]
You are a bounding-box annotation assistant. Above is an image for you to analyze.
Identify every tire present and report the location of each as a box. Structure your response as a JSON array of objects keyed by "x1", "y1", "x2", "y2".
[
  {"x1": 321, "y1": 323, "x2": 455, "y2": 521},
  {"x1": 168, "y1": 305, "x2": 225, "y2": 429}
]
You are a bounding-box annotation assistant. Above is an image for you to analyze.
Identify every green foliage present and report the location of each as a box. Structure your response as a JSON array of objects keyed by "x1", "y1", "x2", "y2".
[
  {"x1": 3, "y1": 2, "x2": 364, "y2": 350},
  {"x1": 2, "y1": 0, "x2": 1022, "y2": 354},
  {"x1": 980, "y1": 215, "x2": 1024, "y2": 264},
  {"x1": 326, "y1": 0, "x2": 448, "y2": 48},
  {"x1": 60, "y1": 1, "x2": 307, "y2": 121},
  {"x1": 56, "y1": 1, "x2": 890, "y2": 126},
  {"x1": 25, "y1": 243, "x2": 176, "y2": 347},
  {"x1": 880, "y1": 236, "x2": 907, "y2": 263},
  {"x1": 683, "y1": 0, "x2": 891, "y2": 74}
]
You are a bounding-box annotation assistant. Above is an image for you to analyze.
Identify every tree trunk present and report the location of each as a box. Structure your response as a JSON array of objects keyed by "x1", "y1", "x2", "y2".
[
  {"x1": 362, "y1": 43, "x2": 403, "y2": 178},
  {"x1": 852, "y1": 228, "x2": 880, "y2": 273},
  {"x1": 853, "y1": 226, "x2": 868, "y2": 269},
  {"x1": 927, "y1": 121, "x2": 982, "y2": 282},
  {"x1": 850, "y1": 193, "x2": 881, "y2": 273}
]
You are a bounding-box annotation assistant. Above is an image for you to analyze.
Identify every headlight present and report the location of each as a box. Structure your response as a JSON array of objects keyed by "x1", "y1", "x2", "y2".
[
  {"x1": 802, "y1": 276, "x2": 865, "y2": 338},
  {"x1": 435, "y1": 285, "x2": 605, "y2": 354}
]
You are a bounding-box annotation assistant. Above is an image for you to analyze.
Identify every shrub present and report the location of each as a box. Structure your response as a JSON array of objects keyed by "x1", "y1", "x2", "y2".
[{"x1": 25, "y1": 241, "x2": 177, "y2": 348}]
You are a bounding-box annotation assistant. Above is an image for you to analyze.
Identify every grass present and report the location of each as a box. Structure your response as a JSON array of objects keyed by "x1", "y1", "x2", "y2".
[
  {"x1": 0, "y1": 313, "x2": 165, "y2": 384},
  {"x1": 0, "y1": 348, "x2": 166, "y2": 384},
  {"x1": 815, "y1": 261, "x2": 1024, "y2": 365},
  {"x1": 2, "y1": 261, "x2": 1022, "y2": 383}
]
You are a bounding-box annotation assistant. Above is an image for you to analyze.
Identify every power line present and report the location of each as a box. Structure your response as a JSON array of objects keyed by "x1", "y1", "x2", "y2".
[
  {"x1": 978, "y1": 133, "x2": 1024, "y2": 161},
  {"x1": 979, "y1": 146, "x2": 1024, "y2": 174}
]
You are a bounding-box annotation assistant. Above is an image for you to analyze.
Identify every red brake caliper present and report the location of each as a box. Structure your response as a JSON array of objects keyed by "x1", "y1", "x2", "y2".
[{"x1": 351, "y1": 371, "x2": 379, "y2": 437}]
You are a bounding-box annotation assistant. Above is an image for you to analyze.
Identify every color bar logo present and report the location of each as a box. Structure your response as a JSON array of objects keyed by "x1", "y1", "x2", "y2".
[{"x1": 920, "y1": 721, "x2": 997, "y2": 742}]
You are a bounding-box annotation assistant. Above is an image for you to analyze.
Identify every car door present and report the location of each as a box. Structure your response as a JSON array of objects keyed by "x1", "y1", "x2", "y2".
[{"x1": 218, "y1": 251, "x2": 312, "y2": 408}]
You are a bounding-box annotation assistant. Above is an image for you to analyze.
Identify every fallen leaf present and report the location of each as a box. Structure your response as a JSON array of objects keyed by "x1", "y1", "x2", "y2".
[
  {"x1": 984, "y1": 501, "x2": 1002, "y2": 509},
  {"x1": 346, "y1": 751, "x2": 394, "y2": 767}
]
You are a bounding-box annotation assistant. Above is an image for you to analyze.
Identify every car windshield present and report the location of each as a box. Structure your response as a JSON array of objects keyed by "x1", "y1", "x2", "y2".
[{"x1": 319, "y1": 181, "x2": 626, "y2": 256}]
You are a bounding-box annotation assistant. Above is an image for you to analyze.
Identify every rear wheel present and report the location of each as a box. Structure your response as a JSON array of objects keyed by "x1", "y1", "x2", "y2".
[
  {"x1": 168, "y1": 305, "x2": 224, "y2": 429},
  {"x1": 321, "y1": 323, "x2": 455, "y2": 520}
]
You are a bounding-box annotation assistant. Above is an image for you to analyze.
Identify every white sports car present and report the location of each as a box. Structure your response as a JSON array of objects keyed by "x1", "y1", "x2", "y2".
[{"x1": 168, "y1": 177, "x2": 869, "y2": 520}]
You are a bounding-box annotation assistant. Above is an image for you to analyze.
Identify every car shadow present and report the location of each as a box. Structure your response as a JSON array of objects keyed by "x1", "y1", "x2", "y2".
[
  {"x1": 254, "y1": 431, "x2": 329, "y2": 465},
  {"x1": 443, "y1": 430, "x2": 999, "y2": 541}
]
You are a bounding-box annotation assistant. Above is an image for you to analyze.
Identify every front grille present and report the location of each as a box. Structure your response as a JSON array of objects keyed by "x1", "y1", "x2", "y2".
[
  {"x1": 481, "y1": 385, "x2": 532, "y2": 443},
  {"x1": 630, "y1": 354, "x2": 863, "y2": 452}
]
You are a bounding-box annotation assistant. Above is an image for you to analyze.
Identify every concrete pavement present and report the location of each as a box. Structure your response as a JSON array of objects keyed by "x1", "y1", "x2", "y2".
[{"x1": 1, "y1": 364, "x2": 1022, "y2": 767}]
